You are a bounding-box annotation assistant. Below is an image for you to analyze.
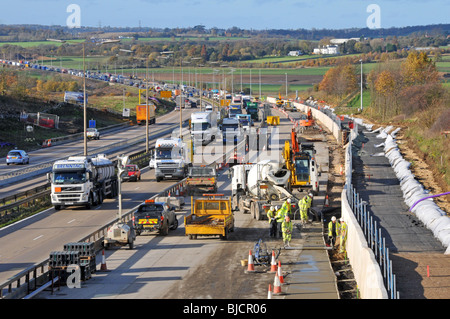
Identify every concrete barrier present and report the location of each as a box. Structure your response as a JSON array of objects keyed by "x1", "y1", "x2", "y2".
[{"x1": 341, "y1": 187, "x2": 389, "y2": 299}]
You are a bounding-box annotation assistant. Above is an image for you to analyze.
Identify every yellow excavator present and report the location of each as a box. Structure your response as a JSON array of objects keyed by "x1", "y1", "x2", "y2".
[{"x1": 282, "y1": 128, "x2": 319, "y2": 194}]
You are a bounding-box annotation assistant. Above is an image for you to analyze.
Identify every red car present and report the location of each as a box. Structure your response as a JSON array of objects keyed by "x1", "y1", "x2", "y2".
[{"x1": 124, "y1": 164, "x2": 141, "y2": 182}]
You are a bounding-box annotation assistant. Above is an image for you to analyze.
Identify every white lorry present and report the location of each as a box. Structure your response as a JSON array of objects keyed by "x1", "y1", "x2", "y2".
[
  {"x1": 221, "y1": 117, "x2": 244, "y2": 145},
  {"x1": 190, "y1": 111, "x2": 217, "y2": 145},
  {"x1": 229, "y1": 160, "x2": 295, "y2": 220},
  {"x1": 154, "y1": 138, "x2": 191, "y2": 182},
  {"x1": 48, "y1": 154, "x2": 118, "y2": 210}
]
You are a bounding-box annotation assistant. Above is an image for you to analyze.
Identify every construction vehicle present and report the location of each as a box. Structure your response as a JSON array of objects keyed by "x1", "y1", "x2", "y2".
[
  {"x1": 48, "y1": 154, "x2": 118, "y2": 210},
  {"x1": 282, "y1": 128, "x2": 319, "y2": 194},
  {"x1": 184, "y1": 194, "x2": 235, "y2": 240},
  {"x1": 298, "y1": 108, "x2": 314, "y2": 128},
  {"x1": 275, "y1": 93, "x2": 284, "y2": 107},
  {"x1": 136, "y1": 104, "x2": 156, "y2": 125},
  {"x1": 185, "y1": 166, "x2": 217, "y2": 195},
  {"x1": 230, "y1": 160, "x2": 295, "y2": 220},
  {"x1": 154, "y1": 137, "x2": 191, "y2": 182}
]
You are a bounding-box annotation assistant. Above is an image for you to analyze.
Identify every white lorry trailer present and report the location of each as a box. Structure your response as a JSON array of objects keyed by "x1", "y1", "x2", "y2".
[
  {"x1": 230, "y1": 160, "x2": 295, "y2": 220},
  {"x1": 154, "y1": 138, "x2": 191, "y2": 182},
  {"x1": 48, "y1": 154, "x2": 118, "y2": 210},
  {"x1": 190, "y1": 111, "x2": 217, "y2": 145}
]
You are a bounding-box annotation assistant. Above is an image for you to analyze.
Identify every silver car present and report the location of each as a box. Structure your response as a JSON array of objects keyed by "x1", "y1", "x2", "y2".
[{"x1": 6, "y1": 150, "x2": 29, "y2": 165}]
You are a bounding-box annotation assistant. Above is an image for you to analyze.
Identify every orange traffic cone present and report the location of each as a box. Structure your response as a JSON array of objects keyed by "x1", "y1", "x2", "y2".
[
  {"x1": 278, "y1": 261, "x2": 285, "y2": 284},
  {"x1": 267, "y1": 284, "x2": 272, "y2": 299},
  {"x1": 245, "y1": 250, "x2": 256, "y2": 273},
  {"x1": 268, "y1": 250, "x2": 277, "y2": 273},
  {"x1": 324, "y1": 195, "x2": 330, "y2": 207},
  {"x1": 340, "y1": 164, "x2": 344, "y2": 175},
  {"x1": 273, "y1": 273, "x2": 282, "y2": 294},
  {"x1": 99, "y1": 249, "x2": 108, "y2": 271}
]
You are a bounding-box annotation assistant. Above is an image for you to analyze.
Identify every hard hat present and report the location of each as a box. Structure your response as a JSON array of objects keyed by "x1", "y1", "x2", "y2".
[
  {"x1": 340, "y1": 217, "x2": 345, "y2": 222},
  {"x1": 275, "y1": 206, "x2": 279, "y2": 210},
  {"x1": 270, "y1": 206, "x2": 275, "y2": 211},
  {"x1": 308, "y1": 192, "x2": 313, "y2": 198},
  {"x1": 331, "y1": 216, "x2": 336, "y2": 221},
  {"x1": 287, "y1": 198, "x2": 291, "y2": 203}
]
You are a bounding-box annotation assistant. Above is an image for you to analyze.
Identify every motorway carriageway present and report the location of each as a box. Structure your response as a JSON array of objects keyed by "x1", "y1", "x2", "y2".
[
  {"x1": 35, "y1": 107, "x2": 339, "y2": 299},
  {"x1": 0, "y1": 108, "x2": 198, "y2": 285}
]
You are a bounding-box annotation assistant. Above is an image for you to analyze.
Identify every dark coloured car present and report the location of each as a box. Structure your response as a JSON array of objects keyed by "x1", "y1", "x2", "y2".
[{"x1": 133, "y1": 200, "x2": 178, "y2": 236}]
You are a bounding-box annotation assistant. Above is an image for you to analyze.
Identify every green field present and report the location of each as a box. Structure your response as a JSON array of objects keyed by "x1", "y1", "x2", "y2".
[{"x1": 0, "y1": 39, "x2": 85, "y2": 48}]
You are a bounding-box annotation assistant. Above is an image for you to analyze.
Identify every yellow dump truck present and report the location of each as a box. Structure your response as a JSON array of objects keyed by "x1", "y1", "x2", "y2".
[{"x1": 184, "y1": 194, "x2": 234, "y2": 240}]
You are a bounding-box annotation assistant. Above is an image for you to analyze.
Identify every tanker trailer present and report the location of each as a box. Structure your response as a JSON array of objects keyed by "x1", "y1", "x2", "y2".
[{"x1": 48, "y1": 154, "x2": 118, "y2": 210}]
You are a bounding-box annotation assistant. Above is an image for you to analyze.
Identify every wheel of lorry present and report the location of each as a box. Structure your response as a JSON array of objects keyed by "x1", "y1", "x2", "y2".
[
  {"x1": 85, "y1": 193, "x2": 93, "y2": 209},
  {"x1": 250, "y1": 202, "x2": 256, "y2": 219},
  {"x1": 170, "y1": 217, "x2": 179, "y2": 230},
  {"x1": 128, "y1": 239, "x2": 134, "y2": 250},
  {"x1": 239, "y1": 198, "x2": 246, "y2": 214},
  {"x1": 220, "y1": 228, "x2": 228, "y2": 240},
  {"x1": 255, "y1": 203, "x2": 262, "y2": 221},
  {"x1": 54, "y1": 205, "x2": 61, "y2": 211}
]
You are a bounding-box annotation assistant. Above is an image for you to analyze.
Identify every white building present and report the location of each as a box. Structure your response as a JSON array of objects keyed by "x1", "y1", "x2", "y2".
[
  {"x1": 288, "y1": 50, "x2": 303, "y2": 56},
  {"x1": 313, "y1": 45, "x2": 340, "y2": 55}
]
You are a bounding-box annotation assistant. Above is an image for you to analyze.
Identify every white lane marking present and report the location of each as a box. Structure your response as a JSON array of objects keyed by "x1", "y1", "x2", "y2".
[
  {"x1": 67, "y1": 219, "x2": 76, "y2": 224},
  {"x1": 33, "y1": 235, "x2": 43, "y2": 241},
  {"x1": 135, "y1": 187, "x2": 140, "y2": 190}
]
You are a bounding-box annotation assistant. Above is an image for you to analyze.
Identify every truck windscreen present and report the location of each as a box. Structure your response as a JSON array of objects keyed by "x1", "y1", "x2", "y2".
[
  {"x1": 53, "y1": 171, "x2": 87, "y2": 184},
  {"x1": 192, "y1": 122, "x2": 211, "y2": 131},
  {"x1": 222, "y1": 124, "x2": 238, "y2": 131},
  {"x1": 156, "y1": 147, "x2": 181, "y2": 159}
]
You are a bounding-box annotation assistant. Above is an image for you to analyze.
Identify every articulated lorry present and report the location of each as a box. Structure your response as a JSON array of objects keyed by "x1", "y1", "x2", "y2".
[
  {"x1": 221, "y1": 117, "x2": 244, "y2": 145},
  {"x1": 48, "y1": 154, "x2": 118, "y2": 210},
  {"x1": 154, "y1": 138, "x2": 191, "y2": 182},
  {"x1": 190, "y1": 111, "x2": 218, "y2": 145}
]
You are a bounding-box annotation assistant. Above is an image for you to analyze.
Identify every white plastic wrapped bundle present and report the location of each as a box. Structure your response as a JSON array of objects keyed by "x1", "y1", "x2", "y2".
[
  {"x1": 390, "y1": 127, "x2": 401, "y2": 138},
  {"x1": 377, "y1": 125, "x2": 394, "y2": 139}
]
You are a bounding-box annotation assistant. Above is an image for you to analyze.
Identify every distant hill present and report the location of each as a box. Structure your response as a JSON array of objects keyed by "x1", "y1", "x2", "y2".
[{"x1": 0, "y1": 23, "x2": 449, "y2": 42}]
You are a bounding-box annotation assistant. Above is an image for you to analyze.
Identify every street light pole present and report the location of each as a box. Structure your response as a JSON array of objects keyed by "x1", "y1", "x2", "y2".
[
  {"x1": 83, "y1": 43, "x2": 87, "y2": 156},
  {"x1": 285, "y1": 73, "x2": 288, "y2": 98},
  {"x1": 360, "y1": 59, "x2": 363, "y2": 111},
  {"x1": 146, "y1": 59, "x2": 149, "y2": 153}
]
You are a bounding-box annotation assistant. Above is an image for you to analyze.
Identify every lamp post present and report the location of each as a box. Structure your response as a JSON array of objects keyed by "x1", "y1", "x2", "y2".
[
  {"x1": 82, "y1": 42, "x2": 87, "y2": 156},
  {"x1": 285, "y1": 73, "x2": 288, "y2": 98},
  {"x1": 360, "y1": 59, "x2": 363, "y2": 112}
]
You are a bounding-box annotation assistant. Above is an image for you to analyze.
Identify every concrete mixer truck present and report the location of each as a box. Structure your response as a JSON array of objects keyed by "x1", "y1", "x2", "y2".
[
  {"x1": 48, "y1": 154, "x2": 118, "y2": 210},
  {"x1": 229, "y1": 160, "x2": 297, "y2": 220}
]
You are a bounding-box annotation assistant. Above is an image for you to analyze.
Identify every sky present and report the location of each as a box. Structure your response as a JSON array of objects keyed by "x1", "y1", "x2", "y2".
[{"x1": 0, "y1": 0, "x2": 448, "y2": 30}]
